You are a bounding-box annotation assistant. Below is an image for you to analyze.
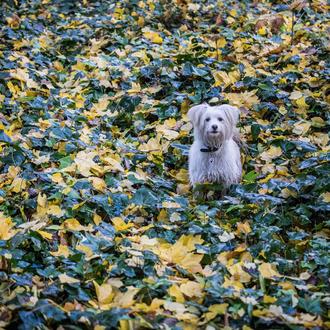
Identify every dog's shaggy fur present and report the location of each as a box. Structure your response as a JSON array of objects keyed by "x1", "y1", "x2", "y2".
[{"x1": 188, "y1": 103, "x2": 242, "y2": 192}]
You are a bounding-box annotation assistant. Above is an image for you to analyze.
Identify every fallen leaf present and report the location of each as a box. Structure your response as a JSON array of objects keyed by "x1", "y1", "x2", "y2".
[
  {"x1": 180, "y1": 281, "x2": 203, "y2": 298},
  {"x1": 143, "y1": 30, "x2": 163, "y2": 44},
  {"x1": 51, "y1": 245, "x2": 71, "y2": 258},
  {"x1": 59, "y1": 273, "x2": 80, "y2": 284},
  {"x1": 112, "y1": 217, "x2": 134, "y2": 231},
  {"x1": 259, "y1": 262, "x2": 282, "y2": 279},
  {"x1": 94, "y1": 281, "x2": 114, "y2": 305},
  {"x1": 0, "y1": 213, "x2": 17, "y2": 240}
]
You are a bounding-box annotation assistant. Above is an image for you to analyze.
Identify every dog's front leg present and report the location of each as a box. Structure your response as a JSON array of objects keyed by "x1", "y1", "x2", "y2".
[
  {"x1": 193, "y1": 182, "x2": 226, "y2": 201},
  {"x1": 192, "y1": 182, "x2": 208, "y2": 201}
]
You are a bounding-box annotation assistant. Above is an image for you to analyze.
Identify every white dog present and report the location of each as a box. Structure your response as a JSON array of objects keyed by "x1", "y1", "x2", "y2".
[{"x1": 188, "y1": 103, "x2": 242, "y2": 193}]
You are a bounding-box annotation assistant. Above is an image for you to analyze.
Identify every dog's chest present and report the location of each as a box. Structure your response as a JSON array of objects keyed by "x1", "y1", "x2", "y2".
[
  {"x1": 200, "y1": 146, "x2": 240, "y2": 184},
  {"x1": 203, "y1": 153, "x2": 225, "y2": 180}
]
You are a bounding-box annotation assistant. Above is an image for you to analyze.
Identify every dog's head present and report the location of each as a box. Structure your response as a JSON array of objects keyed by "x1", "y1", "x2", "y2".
[{"x1": 188, "y1": 103, "x2": 240, "y2": 146}]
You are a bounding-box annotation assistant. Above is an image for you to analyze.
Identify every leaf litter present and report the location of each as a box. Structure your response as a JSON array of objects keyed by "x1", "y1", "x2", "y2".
[{"x1": 0, "y1": 0, "x2": 329, "y2": 329}]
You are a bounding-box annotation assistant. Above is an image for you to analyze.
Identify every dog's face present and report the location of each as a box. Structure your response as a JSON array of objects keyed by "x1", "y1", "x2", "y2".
[{"x1": 188, "y1": 104, "x2": 240, "y2": 146}]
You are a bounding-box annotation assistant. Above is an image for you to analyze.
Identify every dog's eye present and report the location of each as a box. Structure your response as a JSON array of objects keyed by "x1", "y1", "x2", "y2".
[
  {"x1": 218, "y1": 117, "x2": 223, "y2": 122},
  {"x1": 205, "y1": 117, "x2": 210, "y2": 122}
]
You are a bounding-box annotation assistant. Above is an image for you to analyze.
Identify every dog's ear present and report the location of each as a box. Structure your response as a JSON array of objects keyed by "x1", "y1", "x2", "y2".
[
  {"x1": 223, "y1": 106, "x2": 240, "y2": 126},
  {"x1": 188, "y1": 104, "x2": 207, "y2": 127}
]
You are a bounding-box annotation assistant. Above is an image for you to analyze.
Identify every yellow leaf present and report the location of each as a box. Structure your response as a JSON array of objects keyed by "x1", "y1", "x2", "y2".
[
  {"x1": 213, "y1": 70, "x2": 239, "y2": 88},
  {"x1": 102, "y1": 156, "x2": 125, "y2": 172},
  {"x1": 74, "y1": 150, "x2": 101, "y2": 177},
  {"x1": 222, "y1": 277, "x2": 244, "y2": 291},
  {"x1": 72, "y1": 61, "x2": 86, "y2": 71},
  {"x1": 138, "y1": 137, "x2": 162, "y2": 152},
  {"x1": 10, "y1": 68, "x2": 38, "y2": 89},
  {"x1": 75, "y1": 94, "x2": 85, "y2": 109},
  {"x1": 157, "y1": 209, "x2": 168, "y2": 221},
  {"x1": 94, "y1": 281, "x2": 114, "y2": 305},
  {"x1": 94, "y1": 325, "x2": 106, "y2": 330},
  {"x1": 169, "y1": 284, "x2": 185, "y2": 303},
  {"x1": 223, "y1": 90, "x2": 259, "y2": 108},
  {"x1": 51, "y1": 245, "x2": 70, "y2": 258},
  {"x1": 280, "y1": 187, "x2": 298, "y2": 199},
  {"x1": 61, "y1": 218, "x2": 86, "y2": 231},
  {"x1": 72, "y1": 201, "x2": 86, "y2": 210},
  {"x1": 59, "y1": 273, "x2": 80, "y2": 284},
  {"x1": 137, "y1": 16, "x2": 144, "y2": 27},
  {"x1": 47, "y1": 204, "x2": 64, "y2": 217},
  {"x1": 260, "y1": 146, "x2": 282, "y2": 161},
  {"x1": 209, "y1": 303, "x2": 228, "y2": 314},
  {"x1": 263, "y1": 295, "x2": 277, "y2": 303},
  {"x1": 93, "y1": 213, "x2": 102, "y2": 225},
  {"x1": 119, "y1": 320, "x2": 129, "y2": 330},
  {"x1": 177, "y1": 234, "x2": 204, "y2": 251},
  {"x1": 252, "y1": 308, "x2": 268, "y2": 317},
  {"x1": 36, "y1": 230, "x2": 53, "y2": 240},
  {"x1": 205, "y1": 304, "x2": 228, "y2": 321},
  {"x1": 259, "y1": 262, "x2": 282, "y2": 279},
  {"x1": 292, "y1": 121, "x2": 311, "y2": 135},
  {"x1": 155, "y1": 127, "x2": 179, "y2": 140},
  {"x1": 0, "y1": 213, "x2": 17, "y2": 240},
  {"x1": 7, "y1": 166, "x2": 20, "y2": 179},
  {"x1": 279, "y1": 105, "x2": 287, "y2": 115},
  {"x1": 162, "y1": 201, "x2": 181, "y2": 209},
  {"x1": 176, "y1": 183, "x2": 190, "y2": 195},
  {"x1": 227, "y1": 263, "x2": 251, "y2": 283},
  {"x1": 259, "y1": 173, "x2": 275, "y2": 183},
  {"x1": 227, "y1": 16, "x2": 235, "y2": 25},
  {"x1": 295, "y1": 96, "x2": 309, "y2": 109},
  {"x1": 236, "y1": 221, "x2": 252, "y2": 235},
  {"x1": 113, "y1": 287, "x2": 139, "y2": 308},
  {"x1": 171, "y1": 168, "x2": 189, "y2": 183},
  {"x1": 53, "y1": 61, "x2": 64, "y2": 71},
  {"x1": 9, "y1": 177, "x2": 26, "y2": 193},
  {"x1": 76, "y1": 244, "x2": 94, "y2": 258},
  {"x1": 112, "y1": 217, "x2": 134, "y2": 231},
  {"x1": 128, "y1": 82, "x2": 141, "y2": 94},
  {"x1": 279, "y1": 281, "x2": 295, "y2": 290},
  {"x1": 289, "y1": 91, "x2": 303, "y2": 100},
  {"x1": 216, "y1": 37, "x2": 226, "y2": 48},
  {"x1": 242, "y1": 326, "x2": 253, "y2": 330},
  {"x1": 320, "y1": 192, "x2": 330, "y2": 203},
  {"x1": 311, "y1": 117, "x2": 325, "y2": 128},
  {"x1": 258, "y1": 26, "x2": 267, "y2": 35},
  {"x1": 52, "y1": 172, "x2": 65, "y2": 184},
  {"x1": 229, "y1": 9, "x2": 237, "y2": 17},
  {"x1": 37, "y1": 193, "x2": 47, "y2": 207},
  {"x1": 143, "y1": 30, "x2": 163, "y2": 44},
  {"x1": 154, "y1": 235, "x2": 204, "y2": 273},
  {"x1": 163, "y1": 301, "x2": 186, "y2": 314},
  {"x1": 290, "y1": 0, "x2": 307, "y2": 10},
  {"x1": 131, "y1": 50, "x2": 149, "y2": 64},
  {"x1": 90, "y1": 177, "x2": 107, "y2": 192},
  {"x1": 7, "y1": 81, "x2": 19, "y2": 95},
  {"x1": 180, "y1": 281, "x2": 203, "y2": 298},
  {"x1": 176, "y1": 251, "x2": 203, "y2": 274}
]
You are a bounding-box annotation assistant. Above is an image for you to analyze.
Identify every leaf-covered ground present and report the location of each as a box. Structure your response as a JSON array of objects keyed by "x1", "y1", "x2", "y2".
[{"x1": 0, "y1": 0, "x2": 329, "y2": 329}]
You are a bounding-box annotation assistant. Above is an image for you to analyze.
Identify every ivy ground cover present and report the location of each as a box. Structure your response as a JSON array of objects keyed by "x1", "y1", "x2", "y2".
[{"x1": 0, "y1": 0, "x2": 329, "y2": 329}]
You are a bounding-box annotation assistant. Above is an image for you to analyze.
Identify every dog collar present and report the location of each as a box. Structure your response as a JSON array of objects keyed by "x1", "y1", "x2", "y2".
[{"x1": 200, "y1": 146, "x2": 219, "y2": 153}]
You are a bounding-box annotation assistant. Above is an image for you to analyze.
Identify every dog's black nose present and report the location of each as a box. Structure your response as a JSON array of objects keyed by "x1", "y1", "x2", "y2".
[{"x1": 212, "y1": 124, "x2": 218, "y2": 131}]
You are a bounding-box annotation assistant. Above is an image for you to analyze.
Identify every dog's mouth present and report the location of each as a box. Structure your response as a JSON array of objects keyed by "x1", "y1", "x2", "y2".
[{"x1": 209, "y1": 130, "x2": 220, "y2": 135}]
